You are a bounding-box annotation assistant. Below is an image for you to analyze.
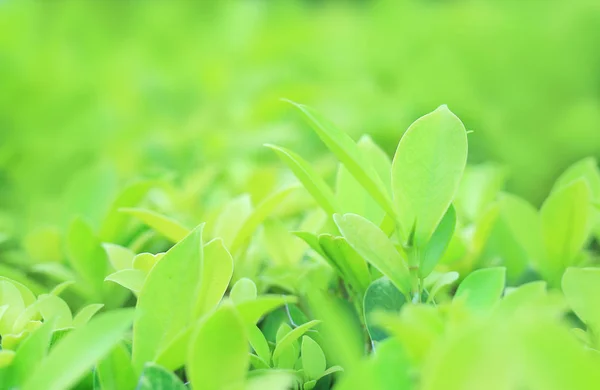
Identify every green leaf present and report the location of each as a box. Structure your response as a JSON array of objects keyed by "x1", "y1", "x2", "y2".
[
  {"x1": 265, "y1": 144, "x2": 341, "y2": 216},
  {"x1": 36, "y1": 294, "x2": 72, "y2": 330},
  {"x1": 248, "y1": 325, "x2": 271, "y2": 365},
  {"x1": 562, "y1": 267, "x2": 600, "y2": 335},
  {"x1": 99, "y1": 181, "x2": 154, "y2": 243},
  {"x1": 301, "y1": 336, "x2": 326, "y2": 381},
  {"x1": 0, "y1": 280, "x2": 26, "y2": 334},
  {"x1": 105, "y1": 269, "x2": 146, "y2": 295},
  {"x1": 454, "y1": 267, "x2": 506, "y2": 311},
  {"x1": 135, "y1": 362, "x2": 187, "y2": 390},
  {"x1": 318, "y1": 234, "x2": 371, "y2": 296},
  {"x1": 0, "y1": 277, "x2": 36, "y2": 307},
  {"x1": 244, "y1": 371, "x2": 294, "y2": 390},
  {"x1": 335, "y1": 137, "x2": 390, "y2": 226},
  {"x1": 132, "y1": 253, "x2": 162, "y2": 273},
  {"x1": 553, "y1": 157, "x2": 600, "y2": 200},
  {"x1": 212, "y1": 195, "x2": 253, "y2": 249},
  {"x1": 236, "y1": 295, "x2": 297, "y2": 325},
  {"x1": 187, "y1": 302, "x2": 248, "y2": 390},
  {"x1": 363, "y1": 277, "x2": 406, "y2": 342},
  {"x1": 194, "y1": 238, "x2": 234, "y2": 317},
  {"x1": 541, "y1": 180, "x2": 592, "y2": 284},
  {"x1": 49, "y1": 281, "x2": 75, "y2": 297},
  {"x1": 132, "y1": 224, "x2": 204, "y2": 372},
  {"x1": 22, "y1": 308, "x2": 135, "y2": 390},
  {"x1": 67, "y1": 217, "x2": 108, "y2": 299},
  {"x1": 335, "y1": 213, "x2": 411, "y2": 299},
  {"x1": 391, "y1": 105, "x2": 468, "y2": 245},
  {"x1": 6, "y1": 319, "x2": 54, "y2": 388},
  {"x1": 231, "y1": 186, "x2": 298, "y2": 255},
  {"x1": 249, "y1": 354, "x2": 271, "y2": 370},
  {"x1": 96, "y1": 343, "x2": 137, "y2": 390},
  {"x1": 231, "y1": 278, "x2": 258, "y2": 305},
  {"x1": 285, "y1": 100, "x2": 396, "y2": 219},
  {"x1": 425, "y1": 271, "x2": 459, "y2": 303},
  {"x1": 497, "y1": 194, "x2": 544, "y2": 273},
  {"x1": 273, "y1": 320, "x2": 321, "y2": 361},
  {"x1": 420, "y1": 205, "x2": 456, "y2": 277},
  {"x1": 103, "y1": 243, "x2": 135, "y2": 271},
  {"x1": 73, "y1": 304, "x2": 104, "y2": 328},
  {"x1": 121, "y1": 208, "x2": 190, "y2": 243}
]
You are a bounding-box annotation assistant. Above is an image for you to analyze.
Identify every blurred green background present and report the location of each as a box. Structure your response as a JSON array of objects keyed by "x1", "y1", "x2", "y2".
[{"x1": 2, "y1": 0, "x2": 600, "y2": 238}]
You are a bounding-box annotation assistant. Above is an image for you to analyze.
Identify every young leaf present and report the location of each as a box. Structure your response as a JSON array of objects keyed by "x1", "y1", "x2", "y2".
[
  {"x1": 454, "y1": 267, "x2": 506, "y2": 311},
  {"x1": 22, "y1": 308, "x2": 135, "y2": 390},
  {"x1": 6, "y1": 319, "x2": 55, "y2": 388},
  {"x1": 120, "y1": 208, "x2": 190, "y2": 243},
  {"x1": 541, "y1": 180, "x2": 591, "y2": 283},
  {"x1": 230, "y1": 186, "x2": 297, "y2": 255},
  {"x1": 285, "y1": 100, "x2": 396, "y2": 218},
  {"x1": 231, "y1": 278, "x2": 258, "y2": 305},
  {"x1": 425, "y1": 271, "x2": 459, "y2": 303},
  {"x1": 36, "y1": 294, "x2": 72, "y2": 330},
  {"x1": 391, "y1": 105, "x2": 468, "y2": 245},
  {"x1": 301, "y1": 336, "x2": 326, "y2": 381},
  {"x1": 187, "y1": 303, "x2": 248, "y2": 390},
  {"x1": 132, "y1": 224, "x2": 204, "y2": 372},
  {"x1": 334, "y1": 213, "x2": 411, "y2": 299},
  {"x1": 212, "y1": 195, "x2": 253, "y2": 249},
  {"x1": 420, "y1": 205, "x2": 456, "y2": 278},
  {"x1": 95, "y1": 343, "x2": 137, "y2": 390},
  {"x1": 363, "y1": 277, "x2": 406, "y2": 342},
  {"x1": 0, "y1": 280, "x2": 26, "y2": 334},
  {"x1": 132, "y1": 253, "x2": 162, "y2": 273},
  {"x1": 72, "y1": 304, "x2": 104, "y2": 328},
  {"x1": 99, "y1": 181, "x2": 154, "y2": 243},
  {"x1": 318, "y1": 234, "x2": 371, "y2": 296},
  {"x1": 103, "y1": 243, "x2": 135, "y2": 271},
  {"x1": 135, "y1": 362, "x2": 187, "y2": 390},
  {"x1": 248, "y1": 325, "x2": 271, "y2": 365},
  {"x1": 236, "y1": 295, "x2": 298, "y2": 325},
  {"x1": 67, "y1": 217, "x2": 108, "y2": 300},
  {"x1": 265, "y1": 144, "x2": 342, "y2": 216},
  {"x1": 562, "y1": 267, "x2": 600, "y2": 334},
  {"x1": 272, "y1": 320, "x2": 321, "y2": 361},
  {"x1": 105, "y1": 269, "x2": 146, "y2": 295},
  {"x1": 194, "y1": 238, "x2": 234, "y2": 317}
]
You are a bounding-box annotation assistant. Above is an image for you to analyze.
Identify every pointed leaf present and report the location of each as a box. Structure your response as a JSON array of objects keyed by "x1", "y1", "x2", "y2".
[
  {"x1": 22, "y1": 308, "x2": 134, "y2": 390},
  {"x1": 335, "y1": 213, "x2": 411, "y2": 299},
  {"x1": 187, "y1": 303, "x2": 248, "y2": 390},
  {"x1": 391, "y1": 105, "x2": 468, "y2": 245}
]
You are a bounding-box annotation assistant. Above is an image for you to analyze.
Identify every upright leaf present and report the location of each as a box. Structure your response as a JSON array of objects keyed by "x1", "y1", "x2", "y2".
[
  {"x1": 562, "y1": 267, "x2": 600, "y2": 336},
  {"x1": 335, "y1": 214, "x2": 411, "y2": 299},
  {"x1": 391, "y1": 105, "x2": 468, "y2": 245},
  {"x1": 132, "y1": 225, "x2": 204, "y2": 372},
  {"x1": 187, "y1": 303, "x2": 248, "y2": 390},
  {"x1": 285, "y1": 100, "x2": 396, "y2": 218},
  {"x1": 194, "y1": 238, "x2": 234, "y2": 317},
  {"x1": 420, "y1": 205, "x2": 456, "y2": 277},
  {"x1": 266, "y1": 144, "x2": 342, "y2": 216},
  {"x1": 540, "y1": 180, "x2": 591, "y2": 284}
]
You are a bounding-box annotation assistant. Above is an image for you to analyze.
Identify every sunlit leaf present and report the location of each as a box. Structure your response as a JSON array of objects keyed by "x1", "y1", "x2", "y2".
[
  {"x1": 187, "y1": 302, "x2": 248, "y2": 390},
  {"x1": 391, "y1": 105, "x2": 468, "y2": 245}
]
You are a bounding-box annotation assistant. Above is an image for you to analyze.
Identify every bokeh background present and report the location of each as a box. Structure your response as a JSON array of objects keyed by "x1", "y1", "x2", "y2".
[{"x1": 2, "y1": 0, "x2": 600, "y2": 238}]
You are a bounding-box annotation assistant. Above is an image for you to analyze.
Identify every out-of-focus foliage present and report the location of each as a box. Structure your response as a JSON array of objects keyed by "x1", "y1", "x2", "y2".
[
  {"x1": 2, "y1": 0, "x2": 600, "y2": 235},
  {"x1": 2, "y1": 1, "x2": 600, "y2": 389}
]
